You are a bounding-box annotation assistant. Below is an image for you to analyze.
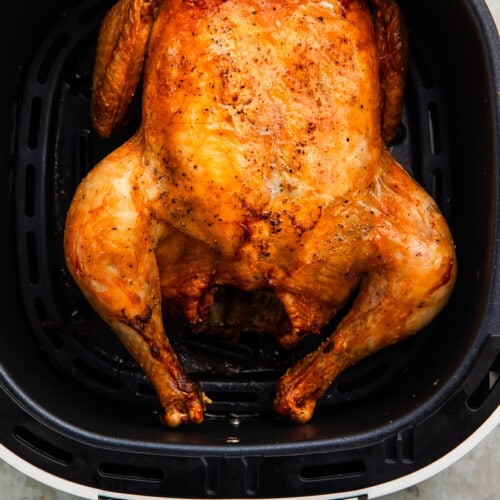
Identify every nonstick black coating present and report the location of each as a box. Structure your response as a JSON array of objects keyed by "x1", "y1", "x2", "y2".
[{"x1": 0, "y1": 0, "x2": 498, "y2": 498}]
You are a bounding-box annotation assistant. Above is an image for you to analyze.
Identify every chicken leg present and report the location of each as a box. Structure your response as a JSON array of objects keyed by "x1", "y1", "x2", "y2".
[
  {"x1": 64, "y1": 133, "x2": 209, "y2": 426},
  {"x1": 274, "y1": 151, "x2": 456, "y2": 422}
]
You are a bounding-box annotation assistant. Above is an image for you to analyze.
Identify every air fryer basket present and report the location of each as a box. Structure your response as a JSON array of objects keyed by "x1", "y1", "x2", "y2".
[{"x1": 1, "y1": 0, "x2": 499, "y2": 498}]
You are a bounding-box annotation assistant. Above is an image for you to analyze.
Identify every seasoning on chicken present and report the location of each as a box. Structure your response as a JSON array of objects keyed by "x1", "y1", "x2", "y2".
[{"x1": 64, "y1": 0, "x2": 456, "y2": 426}]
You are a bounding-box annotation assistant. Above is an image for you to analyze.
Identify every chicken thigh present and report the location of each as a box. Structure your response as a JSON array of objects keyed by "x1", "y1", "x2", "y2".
[{"x1": 64, "y1": 0, "x2": 456, "y2": 426}]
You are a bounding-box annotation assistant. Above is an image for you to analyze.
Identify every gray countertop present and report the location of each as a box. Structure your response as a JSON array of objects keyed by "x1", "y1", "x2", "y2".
[{"x1": 1, "y1": 0, "x2": 499, "y2": 498}]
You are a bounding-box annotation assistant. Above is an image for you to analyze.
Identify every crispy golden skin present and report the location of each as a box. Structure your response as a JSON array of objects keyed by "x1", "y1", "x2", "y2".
[
  {"x1": 371, "y1": 0, "x2": 408, "y2": 142},
  {"x1": 91, "y1": 0, "x2": 160, "y2": 137},
  {"x1": 65, "y1": 0, "x2": 456, "y2": 426}
]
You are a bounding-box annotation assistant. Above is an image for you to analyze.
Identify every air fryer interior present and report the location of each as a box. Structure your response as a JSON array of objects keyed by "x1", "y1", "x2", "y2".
[{"x1": 1, "y1": 0, "x2": 499, "y2": 498}]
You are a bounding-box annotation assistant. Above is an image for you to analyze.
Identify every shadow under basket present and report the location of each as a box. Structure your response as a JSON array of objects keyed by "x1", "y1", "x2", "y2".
[{"x1": 1, "y1": 0, "x2": 499, "y2": 498}]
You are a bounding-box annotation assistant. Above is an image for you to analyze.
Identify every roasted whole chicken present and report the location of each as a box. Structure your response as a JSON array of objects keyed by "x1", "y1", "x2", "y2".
[{"x1": 64, "y1": 0, "x2": 456, "y2": 426}]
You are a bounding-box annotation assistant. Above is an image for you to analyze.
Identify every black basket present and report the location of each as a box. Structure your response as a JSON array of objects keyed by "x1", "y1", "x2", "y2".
[{"x1": 1, "y1": 0, "x2": 499, "y2": 498}]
